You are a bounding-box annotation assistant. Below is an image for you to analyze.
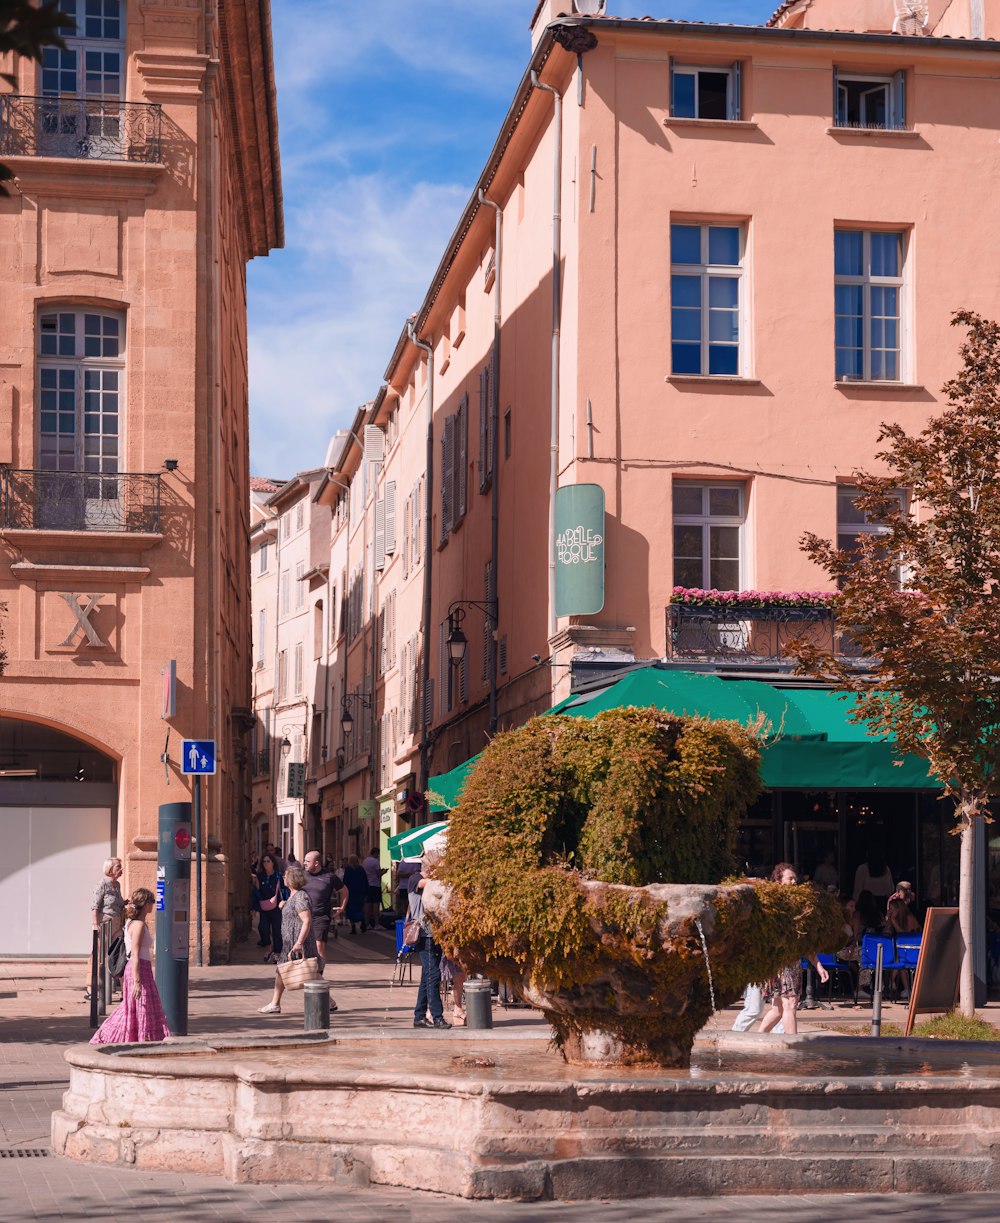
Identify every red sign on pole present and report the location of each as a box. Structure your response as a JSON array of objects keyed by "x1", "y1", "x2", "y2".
[{"x1": 174, "y1": 827, "x2": 191, "y2": 852}]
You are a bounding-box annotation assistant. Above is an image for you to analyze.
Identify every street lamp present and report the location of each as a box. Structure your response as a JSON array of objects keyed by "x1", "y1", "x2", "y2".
[
  {"x1": 446, "y1": 599, "x2": 496, "y2": 668},
  {"x1": 341, "y1": 692, "x2": 371, "y2": 737},
  {"x1": 280, "y1": 735, "x2": 292, "y2": 757}
]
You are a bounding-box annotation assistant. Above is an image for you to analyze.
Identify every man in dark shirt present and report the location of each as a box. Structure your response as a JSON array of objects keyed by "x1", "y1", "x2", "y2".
[{"x1": 302, "y1": 850, "x2": 346, "y2": 964}]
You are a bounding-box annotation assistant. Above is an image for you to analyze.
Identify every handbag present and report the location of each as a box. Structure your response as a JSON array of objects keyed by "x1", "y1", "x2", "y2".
[
  {"x1": 402, "y1": 917, "x2": 422, "y2": 948},
  {"x1": 277, "y1": 950, "x2": 320, "y2": 991},
  {"x1": 107, "y1": 930, "x2": 129, "y2": 979},
  {"x1": 259, "y1": 893, "x2": 278, "y2": 912}
]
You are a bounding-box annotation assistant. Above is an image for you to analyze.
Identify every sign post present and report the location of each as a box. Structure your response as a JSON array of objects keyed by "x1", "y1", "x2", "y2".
[
  {"x1": 156, "y1": 802, "x2": 192, "y2": 1035},
  {"x1": 181, "y1": 740, "x2": 216, "y2": 970}
]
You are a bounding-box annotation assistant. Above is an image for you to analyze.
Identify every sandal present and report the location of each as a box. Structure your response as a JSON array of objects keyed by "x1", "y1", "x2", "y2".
[{"x1": 258, "y1": 1002, "x2": 281, "y2": 1014}]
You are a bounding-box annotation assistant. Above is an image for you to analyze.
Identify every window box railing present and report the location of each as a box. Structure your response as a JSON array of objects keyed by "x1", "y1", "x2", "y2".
[
  {"x1": 0, "y1": 96, "x2": 162, "y2": 164},
  {"x1": 0, "y1": 468, "x2": 162, "y2": 534},
  {"x1": 667, "y1": 593, "x2": 867, "y2": 665}
]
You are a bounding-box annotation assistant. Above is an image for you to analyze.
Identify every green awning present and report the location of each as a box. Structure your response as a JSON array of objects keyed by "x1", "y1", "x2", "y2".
[
  {"x1": 386, "y1": 820, "x2": 449, "y2": 862},
  {"x1": 427, "y1": 668, "x2": 938, "y2": 809}
]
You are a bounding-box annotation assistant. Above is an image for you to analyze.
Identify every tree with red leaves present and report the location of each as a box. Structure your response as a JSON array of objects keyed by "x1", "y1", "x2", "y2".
[{"x1": 795, "y1": 310, "x2": 1000, "y2": 1018}]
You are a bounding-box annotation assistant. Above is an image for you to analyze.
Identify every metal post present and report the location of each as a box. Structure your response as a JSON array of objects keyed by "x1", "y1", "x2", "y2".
[
  {"x1": 156, "y1": 801, "x2": 192, "y2": 1036},
  {"x1": 101, "y1": 920, "x2": 112, "y2": 1014},
  {"x1": 89, "y1": 930, "x2": 99, "y2": 1029},
  {"x1": 871, "y1": 942, "x2": 884, "y2": 1037},
  {"x1": 465, "y1": 978, "x2": 493, "y2": 1030},
  {"x1": 194, "y1": 775, "x2": 204, "y2": 967},
  {"x1": 800, "y1": 963, "x2": 819, "y2": 1010},
  {"x1": 303, "y1": 980, "x2": 331, "y2": 1030}
]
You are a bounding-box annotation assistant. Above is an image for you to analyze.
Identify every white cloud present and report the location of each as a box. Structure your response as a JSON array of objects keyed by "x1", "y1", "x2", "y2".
[{"x1": 249, "y1": 174, "x2": 468, "y2": 477}]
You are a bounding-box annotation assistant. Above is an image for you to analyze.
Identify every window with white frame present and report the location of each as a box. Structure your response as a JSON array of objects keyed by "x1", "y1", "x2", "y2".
[
  {"x1": 280, "y1": 570, "x2": 289, "y2": 616},
  {"x1": 294, "y1": 642, "x2": 303, "y2": 695},
  {"x1": 670, "y1": 61, "x2": 741, "y2": 121},
  {"x1": 258, "y1": 540, "x2": 268, "y2": 574},
  {"x1": 672, "y1": 481, "x2": 744, "y2": 590},
  {"x1": 670, "y1": 224, "x2": 743, "y2": 376},
  {"x1": 835, "y1": 229, "x2": 905, "y2": 382},
  {"x1": 40, "y1": 1, "x2": 125, "y2": 157},
  {"x1": 837, "y1": 484, "x2": 906, "y2": 585},
  {"x1": 834, "y1": 70, "x2": 905, "y2": 130},
  {"x1": 256, "y1": 609, "x2": 265, "y2": 666},
  {"x1": 295, "y1": 561, "x2": 305, "y2": 608}
]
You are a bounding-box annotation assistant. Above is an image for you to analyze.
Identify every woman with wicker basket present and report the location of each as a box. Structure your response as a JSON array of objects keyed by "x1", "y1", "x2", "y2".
[{"x1": 258, "y1": 866, "x2": 320, "y2": 1015}]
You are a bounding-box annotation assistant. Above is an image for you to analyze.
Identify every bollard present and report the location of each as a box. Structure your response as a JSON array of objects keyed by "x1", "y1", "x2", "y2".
[
  {"x1": 871, "y1": 942, "x2": 884, "y2": 1038},
  {"x1": 304, "y1": 980, "x2": 331, "y2": 1030},
  {"x1": 464, "y1": 978, "x2": 493, "y2": 1030}
]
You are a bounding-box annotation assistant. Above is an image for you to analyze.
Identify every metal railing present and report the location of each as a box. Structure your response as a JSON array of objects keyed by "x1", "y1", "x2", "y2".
[
  {"x1": 89, "y1": 917, "x2": 116, "y2": 1028},
  {"x1": 667, "y1": 602, "x2": 868, "y2": 666},
  {"x1": 0, "y1": 95, "x2": 162, "y2": 163},
  {"x1": 0, "y1": 468, "x2": 162, "y2": 534}
]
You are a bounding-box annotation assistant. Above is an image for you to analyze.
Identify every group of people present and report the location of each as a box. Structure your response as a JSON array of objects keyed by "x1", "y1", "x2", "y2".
[{"x1": 733, "y1": 856, "x2": 924, "y2": 1035}]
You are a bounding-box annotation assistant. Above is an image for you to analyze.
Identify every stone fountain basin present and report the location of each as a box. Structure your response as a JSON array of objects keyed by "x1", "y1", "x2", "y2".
[{"x1": 52, "y1": 1029, "x2": 1000, "y2": 1200}]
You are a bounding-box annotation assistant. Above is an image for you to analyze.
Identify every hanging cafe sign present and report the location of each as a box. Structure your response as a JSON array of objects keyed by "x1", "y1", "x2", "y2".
[{"x1": 555, "y1": 484, "x2": 605, "y2": 617}]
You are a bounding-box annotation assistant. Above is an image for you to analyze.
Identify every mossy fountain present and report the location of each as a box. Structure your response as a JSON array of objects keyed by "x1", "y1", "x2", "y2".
[{"x1": 52, "y1": 709, "x2": 1000, "y2": 1199}]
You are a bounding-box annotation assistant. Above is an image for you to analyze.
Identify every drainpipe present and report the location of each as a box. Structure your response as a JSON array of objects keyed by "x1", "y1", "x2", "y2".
[
  {"x1": 408, "y1": 322, "x2": 434, "y2": 792},
  {"x1": 478, "y1": 189, "x2": 502, "y2": 738},
  {"x1": 531, "y1": 71, "x2": 563, "y2": 645}
]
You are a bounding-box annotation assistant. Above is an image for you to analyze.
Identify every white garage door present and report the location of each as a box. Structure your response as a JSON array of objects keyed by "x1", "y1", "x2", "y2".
[{"x1": 0, "y1": 806, "x2": 112, "y2": 957}]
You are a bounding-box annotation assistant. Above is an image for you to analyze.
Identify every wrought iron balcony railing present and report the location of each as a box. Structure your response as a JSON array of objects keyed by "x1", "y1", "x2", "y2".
[
  {"x1": 667, "y1": 601, "x2": 867, "y2": 666},
  {"x1": 0, "y1": 95, "x2": 162, "y2": 164},
  {"x1": 0, "y1": 468, "x2": 162, "y2": 534}
]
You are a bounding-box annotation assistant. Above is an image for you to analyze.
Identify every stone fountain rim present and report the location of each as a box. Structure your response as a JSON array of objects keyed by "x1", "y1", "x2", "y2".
[{"x1": 61, "y1": 1030, "x2": 1000, "y2": 1097}]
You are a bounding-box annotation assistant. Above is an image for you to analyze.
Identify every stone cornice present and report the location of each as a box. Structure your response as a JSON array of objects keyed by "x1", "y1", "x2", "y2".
[
  {"x1": 3, "y1": 157, "x2": 165, "y2": 200},
  {"x1": 217, "y1": 0, "x2": 284, "y2": 256},
  {"x1": 10, "y1": 561, "x2": 152, "y2": 584},
  {"x1": 1, "y1": 528, "x2": 163, "y2": 554},
  {"x1": 135, "y1": 50, "x2": 211, "y2": 101}
]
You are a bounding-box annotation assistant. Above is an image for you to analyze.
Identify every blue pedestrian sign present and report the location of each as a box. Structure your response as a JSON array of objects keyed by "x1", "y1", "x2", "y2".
[{"x1": 181, "y1": 740, "x2": 216, "y2": 775}]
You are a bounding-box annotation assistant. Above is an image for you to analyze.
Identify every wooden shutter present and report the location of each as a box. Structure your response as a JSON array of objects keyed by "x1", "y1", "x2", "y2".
[
  {"x1": 893, "y1": 69, "x2": 905, "y2": 129},
  {"x1": 478, "y1": 363, "x2": 490, "y2": 492},
  {"x1": 374, "y1": 495, "x2": 386, "y2": 571},
  {"x1": 668, "y1": 56, "x2": 676, "y2": 116},
  {"x1": 402, "y1": 493, "x2": 409, "y2": 579},
  {"x1": 833, "y1": 66, "x2": 841, "y2": 125},
  {"x1": 486, "y1": 347, "x2": 497, "y2": 487},
  {"x1": 456, "y1": 394, "x2": 468, "y2": 521},
  {"x1": 423, "y1": 676, "x2": 434, "y2": 728},
  {"x1": 438, "y1": 620, "x2": 447, "y2": 716},
  {"x1": 482, "y1": 561, "x2": 493, "y2": 684},
  {"x1": 385, "y1": 480, "x2": 397, "y2": 554},
  {"x1": 441, "y1": 415, "x2": 455, "y2": 540}
]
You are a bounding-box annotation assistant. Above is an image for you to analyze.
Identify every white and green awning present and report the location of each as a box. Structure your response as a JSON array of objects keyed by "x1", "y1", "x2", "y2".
[{"x1": 386, "y1": 820, "x2": 449, "y2": 862}]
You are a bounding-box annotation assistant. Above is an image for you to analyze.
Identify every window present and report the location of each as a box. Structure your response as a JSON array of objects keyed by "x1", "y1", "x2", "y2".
[
  {"x1": 294, "y1": 642, "x2": 303, "y2": 695},
  {"x1": 296, "y1": 502, "x2": 304, "y2": 531},
  {"x1": 671, "y1": 224, "x2": 743, "y2": 376},
  {"x1": 835, "y1": 230, "x2": 905, "y2": 382},
  {"x1": 258, "y1": 541, "x2": 268, "y2": 575},
  {"x1": 277, "y1": 649, "x2": 287, "y2": 701},
  {"x1": 670, "y1": 62, "x2": 741, "y2": 121},
  {"x1": 280, "y1": 570, "x2": 289, "y2": 616},
  {"x1": 313, "y1": 601, "x2": 323, "y2": 661},
  {"x1": 478, "y1": 354, "x2": 496, "y2": 492},
  {"x1": 40, "y1": 1, "x2": 125, "y2": 158},
  {"x1": 503, "y1": 407, "x2": 512, "y2": 461},
  {"x1": 834, "y1": 70, "x2": 905, "y2": 130},
  {"x1": 837, "y1": 484, "x2": 905, "y2": 585},
  {"x1": 440, "y1": 396, "x2": 468, "y2": 542},
  {"x1": 295, "y1": 561, "x2": 305, "y2": 608},
  {"x1": 37, "y1": 309, "x2": 124, "y2": 528},
  {"x1": 256, "y1": 609, "x2": 265, "y2": 666},
  {"x1": 672, "y1": 481, "x2": 744, "y2": 590}
]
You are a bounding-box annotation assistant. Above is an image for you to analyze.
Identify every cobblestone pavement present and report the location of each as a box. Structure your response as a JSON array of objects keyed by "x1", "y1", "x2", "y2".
[{"x1": 2, "y1": 928, "x2": 999, "y2": 1221}]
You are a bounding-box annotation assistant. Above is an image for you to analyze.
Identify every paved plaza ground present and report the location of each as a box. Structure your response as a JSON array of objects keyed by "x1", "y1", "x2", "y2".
[{"x1": 2, "y1": 925, "x2": 999, "y2": 1221}]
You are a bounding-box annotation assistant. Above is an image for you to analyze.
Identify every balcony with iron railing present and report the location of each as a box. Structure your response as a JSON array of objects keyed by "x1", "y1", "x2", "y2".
[
  {"x1": 0, "y1": 95, "x2": 162, "y2": 164},
  {"x1": 667, "y1": 591, "x2": 868, "y2": 668},
  {"x1": 0, "y1": 468, "x2": 162, "y2": 535}
]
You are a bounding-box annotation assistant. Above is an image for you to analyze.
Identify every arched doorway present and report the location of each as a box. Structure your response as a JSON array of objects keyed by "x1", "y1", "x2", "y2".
[{"x1": 0, "y1": 716, "x2": 116, "y2": 956}]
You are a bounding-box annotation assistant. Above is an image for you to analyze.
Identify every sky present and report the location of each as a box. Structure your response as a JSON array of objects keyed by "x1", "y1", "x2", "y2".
[{"x1": 247, "y1": 1, "x2": 778, "y2": 480}]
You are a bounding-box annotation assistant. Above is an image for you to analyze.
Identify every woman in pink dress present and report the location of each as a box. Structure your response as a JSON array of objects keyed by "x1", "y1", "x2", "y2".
[{"x1": 91, "y1": 887, "x2": 171, "y2": 1045}]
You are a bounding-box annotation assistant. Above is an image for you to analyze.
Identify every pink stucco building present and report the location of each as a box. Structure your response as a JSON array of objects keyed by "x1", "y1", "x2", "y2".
[
  {"x1": 300, "y1": 0, "x2": 1000, "y2": 942},
  {"x1": 0, "y1": 2, "x2": 282, "y2": 957}
]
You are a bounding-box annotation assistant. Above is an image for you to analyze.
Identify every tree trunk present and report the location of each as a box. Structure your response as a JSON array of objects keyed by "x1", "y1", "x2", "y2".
[{"x1": 958, "y1": 798, "x2": 978, "y2": 1019}]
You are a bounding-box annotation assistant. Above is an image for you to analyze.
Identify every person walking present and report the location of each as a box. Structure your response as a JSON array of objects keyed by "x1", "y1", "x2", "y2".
[
  {"x1": 362, "y1": 845, "x2": 386, "y2": 930},
  {"x1": 259, "y1": 866, "x2": 323, "y2": 1016},
  {"x1": 301, "y1": 850, "x2": 346, "y2": 964},
  {"x1": 343, "y1": 855, "x2": 368, "y2": 935},
  {"x1": 90, "y1": 888, "x2": 170, "y2": 1045},
  {"x1": 85, "y1": 857, "x2": 124, "y2": 1000},
  {"x1": 407, "y1": 861, "x2": 451, "y2": 1030},
  {"x1": 732, "y1": 983, "x2": 783, "y2": 1034},
  {"x1": 758, "y1": 863, "x2": 828, "y2": 1036},
  {"x1": 254, "y1": 853, "x2": 286, "y2": 962}
]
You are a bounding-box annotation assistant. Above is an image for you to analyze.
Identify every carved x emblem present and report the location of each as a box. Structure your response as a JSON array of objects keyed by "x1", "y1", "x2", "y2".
[{"x1": 57, "y1": 593, "x2": 107, "y2": 648}]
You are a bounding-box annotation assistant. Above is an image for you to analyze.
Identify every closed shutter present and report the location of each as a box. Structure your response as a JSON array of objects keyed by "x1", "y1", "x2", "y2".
[
  {"x1": 893, "y1": 69, "x2": 905, "y2": 129},
  {"x1": 482, "y1": 561, "x2": 493, "y2": 685},
  {"x1": 499, "y1": 634, "x2": 508, "y2": 675},
  {"x1": 375, "y1": 496, "x2": 386, "y2": 570},
  {"x1": 385, "y1": 480, "x2": 397, "y2": 554},
  {"x1": 456, "y1": 394, "x2": 468, "y2": 521},
  {"x1": 400, "y1": 640, "x2": 408, "y2": 723},
  {"x1": 416, "y1": 478, "x2": 423, "y2": 561},
  {"x1": 478, "y1": 363, "x2": 490, "y2": 492},
  {"x1": 402, "y1": 493, "x2": 409, "y2": 579},
  {"x1": 459, "y1": 650, "x2": 468, "y2": 704},
  {"x1": 443, "y1": 415, "x2": 456, "y2": 539},
  {"x1": 439, "y1": 620, "x2": 447, "y2": 716},
  {"x1": 487, "y1": 346, "x2": 497, "y2": 484},
  {"x1": 423, "y1": 676, "x2": 434, "y2": 728}
]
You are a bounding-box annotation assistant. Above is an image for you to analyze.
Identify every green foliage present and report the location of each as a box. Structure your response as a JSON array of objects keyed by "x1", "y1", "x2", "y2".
[
  {"x1": 913, "y1": 1011, "x2": 1000, "y2": 1041},
  {"x1": 434, "y1": 707, "x2": 844, "y2": 1062}
]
